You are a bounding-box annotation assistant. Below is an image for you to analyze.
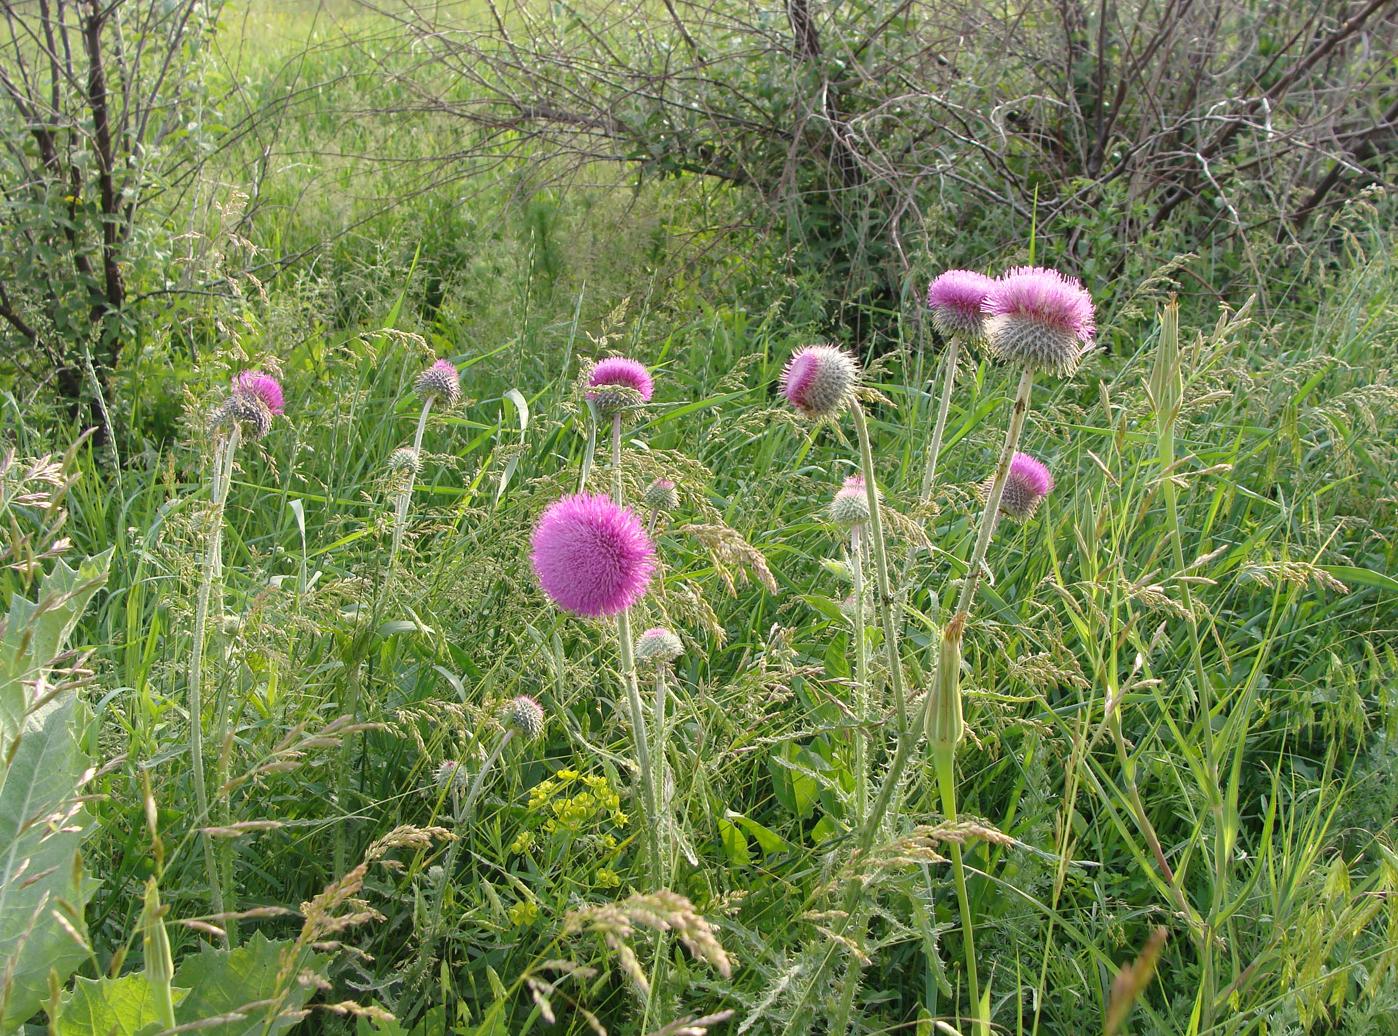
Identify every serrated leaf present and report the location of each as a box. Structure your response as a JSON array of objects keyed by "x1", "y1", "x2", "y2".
[
  {"x1": 172, "y1": 933, "x2": 327, "y2": 1036},
  {"x1": 56, "y1": 974, "x2": 189, "y2": 1036},
  {"x1": 0, "y1": 552, "x2": 109, "y2": 1030}
]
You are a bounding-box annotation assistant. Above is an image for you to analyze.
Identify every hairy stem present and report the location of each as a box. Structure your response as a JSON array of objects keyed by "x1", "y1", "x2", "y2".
[
  {"x1": 389, "y1": 397, "x2": 434, "y2": 571},
  {"x1": 188, "y1": 423, "x2": 238, "y2": 939},
  {"x1": 849, "y1": 524, "x2": 868, "y2": 829},
  {"x1": 934, "y1": 744, "x2": 983, "y2": 1034}
]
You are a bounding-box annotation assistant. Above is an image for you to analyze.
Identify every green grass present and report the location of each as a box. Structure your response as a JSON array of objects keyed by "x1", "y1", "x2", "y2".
[{"x1": 2, "y1": 3, "x2": 1396, "y2": 1034}]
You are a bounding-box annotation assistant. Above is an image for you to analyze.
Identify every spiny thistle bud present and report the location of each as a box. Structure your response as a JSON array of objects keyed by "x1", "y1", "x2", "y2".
[
  {"x1": 644, "y1": 478, "x2": 680, "y2": 513},
  {"x1": 829, "y1": 474, "x2": 872, "y2": 527},
  {"x1": 982, "y1": 266, "x2": 1096, "y2": 376},
  {"x1": 780, "y1": 344, "x2": 859, "y2": 421},
  {"x1": 415, "y1": 358, "x2": 461, "y2": 406},
  {"x1": 925, "y1": 614, "x2": 966, "y2": 750},
  {"x1": 434, "y1": 759, "x2": 468, "y2": 793},
  {"x1": 389, "y1": 446, "x2": 421, "y2": 474},
  {"x1": 927, "y1": 269, "x2": 995, "y2": 341},
  {"x1": 635, "y1": 627, "x2": 684, "y2": 664},
  {"x1": 981, "y1": 452, "x2": 1054, "y2": 522},
  {"x1": 586, "y1": 357, "x2": 654, "y2": 418},
  {"x1": 504, "y1": 695, "x2": 546, "y2": 741}
]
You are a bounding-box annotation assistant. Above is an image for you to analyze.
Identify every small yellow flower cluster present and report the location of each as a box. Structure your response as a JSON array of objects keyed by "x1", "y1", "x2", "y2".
[{"x1": 526, "y1": 770, "x2": 628, "y2": 834}]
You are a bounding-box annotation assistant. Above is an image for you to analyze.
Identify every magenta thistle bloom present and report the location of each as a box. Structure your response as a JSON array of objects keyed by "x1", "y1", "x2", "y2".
[
  {"x1": 780, "y1": 345, "x2": 859, "y2": 420},
  {"x1": 232, "y1": 370, "x2": 285, "y2": 416},
  {"x1": 415, "y1": 358, "x2": 461, "y2": 405},
  {"x1": 531, "y1": 493, "x2": 656, "y2": 617},
  {"x1": 982, "y1": 266, "x2": 1096, "y2": 375},
  {"x1": 984, "y1": 452, "x2": 1055, "y2": 521},
  {"x1": 587, "y1": 357, "x2": 654, "y2": 403},
  {"x1": 927, "y1": 270, "x2": 995, "y2": 340},
  {"x1": 829, "y1": 473, "x2": 872, "y2": 527}
]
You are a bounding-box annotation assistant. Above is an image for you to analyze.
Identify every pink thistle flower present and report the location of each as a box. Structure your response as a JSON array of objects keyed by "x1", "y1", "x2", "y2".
[
  {"x1": 587, "y1": 357, "x2": 654, "y2": 403},
  {"x1": 531, "y1": 493, "x2": 656, "y2": 617},
  {"x1": 829, "y1": 473, "x2": 872, "y2": 527},
  {"x1": 983, "y1": 452, "x2": 1055, "y2": 521},
  {"x1": 780, "y1": 344, "x2": 859, "y2": 420},
  {"x1": 927, "y1": 270, "x2": 995, "y2": 339},
  {"x1": 415, "y1": 358, "x2": 461, "y2": 405},
  {"x1": 982, "y1": 266, "x2": 1096, "y2": 375},
  {"x1": 232, "y1": 370, "x2": 285, "y2": 416},
  {"x1": 635, "y1": 627, "x2": 684, "y2": 664}
]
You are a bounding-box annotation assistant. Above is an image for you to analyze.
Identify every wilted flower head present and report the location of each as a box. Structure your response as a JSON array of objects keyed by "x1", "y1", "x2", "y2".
[
  {"x1": 531, "y1": 493, "x2": 656, "y2": 617},
  {"x1": 635, "y1": 627, "x2": 684, "y2": 664},
  {"x1": 982, "y1": 452, "x2": 1054, "y2": 521},
  {"x1": 233, "y1": 370, "x2": 285, "y2": 416},
  {"x1": 644, "y1": 478, "x2": 680, "y2": 513},
  {"x1": 214, "y1": 391, "x2": 272, "y2": 440},
  {"x1": 927, "y1": 270, "x2": 995, "y2": 340},
  {"x1": 780, "y1": 345, "x2": 859, "y2": 420},
  {"x1": 503, "y1": 695, "x2": 546, "y2": 741},
  {"x1": 829, "y1": 474, "x2": 872, "y2": 527},
  {"x1": 982, "y1": 266, "x2": 1096, "y2": 375},
  {"x1": 415, "y1": 358, "x2": 461, "y2": 405},
  {"x1": 586, "y1": 357, "x2": 654, "y2": 417}
]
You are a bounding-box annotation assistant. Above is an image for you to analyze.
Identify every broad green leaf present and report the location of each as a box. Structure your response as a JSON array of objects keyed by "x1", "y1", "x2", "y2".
[
  {"x1": 172, "y1": 933, "x2": 327, "y2": 1036},
  {"x1": 1, "y1": 551, "x2": 112, "y2": 753},
  {"x1": 0, "y1": 552, "x2": 110, "y2": 1031},
  {"x1": 718, "y1": 817, "x2": 752, "y2": 866},
  {"x1": 726, "y1": 811, "x2": 790, "y2": 856},
  {"x1": 56, "y1": 974, "x2": 188, "y2": 1036}
]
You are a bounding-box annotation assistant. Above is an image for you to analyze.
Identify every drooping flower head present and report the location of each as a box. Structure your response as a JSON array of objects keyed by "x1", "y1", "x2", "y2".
[
  {"x1": 503, "y1": 695, "x2": 546, "y2": 741},
  {"x1": 531, "y1": 493, "x2": 656, "y2": 617},
  {"x1": 927, "y1": 270, "x2": 995, "y2": 340},
  {"x1": 644, "y1": 478, "x2": 679, "y2": 513},
  {"x1": 586, "y1": 357, "x2": 654, "y2": 417},
  {"x1": 982, "y1": 266, "x2": 1096, "y2": 375},
  {"x1": 415, "y1": 358, "x2": 461, "y2": 406},
  {"x1": 982, "y1": 452, "x2": 1054, "y2": 522},
  {"x1": 780, "y1": 345, "x2": 859, "y2": 421},
  {"x1": 829, "y1": 473, "x2": 872, "y2": 528},
  {"x1": 232, "y1": 370, "x2": 285, "y2": 416},
  {"x1": 635, "y1": 627, "x2": 684, "y2": 665}
]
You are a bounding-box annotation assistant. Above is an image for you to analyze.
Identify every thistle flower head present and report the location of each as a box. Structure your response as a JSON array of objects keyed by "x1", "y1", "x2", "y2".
[
  {"x1": 232, "y1": 370, "x2": 285, "y2": 416},
  {"x1": 388, "y1": 446, "x2": 421, "y2": 474},
  {"x1": 415, "y1": 358, "x2": 461, "y2": 406},
  {"x1": 927, "y1": 270, "x2": 996, "y2": 340},
  {"x1": 983, "y1": 266, "x2": 1096, "y2": 375},
  {"x1": 215, "y1": 391, "x2": 273, "y2": 440},
  {"x1": 982, "y1": 452, "x2": 1055, "y2": 522},
  {"x1": 503, "y1": 695, "x2": 546, "y2": 741},
  {"x1": 635, "y1": 627, "x2": 684, "y2": 664},
  {"x1": 434, "y1": 760, "x2": 468, "y2": 793},
  {"x1": 643, "y1": 478, "x2": 680, "y2": 513},
  {"x1": 586, "y1": 357, "x2": 654, "y2": 417},
  {"x1": 829, "y1": 474, "x2": 872, "y2": 527},
  {"x1": 780, "y1": 345, "x2": 859, "y2": 421},
  {"x1": 531, "y1": 493, "x2": 656, "y2": 617}
]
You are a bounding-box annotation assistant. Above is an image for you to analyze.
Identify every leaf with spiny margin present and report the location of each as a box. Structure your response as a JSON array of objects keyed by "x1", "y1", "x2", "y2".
[
  {"x1": 171, "y1": 933, "x2": 328, "y2": 1036},
  {"x1": 0, "y1": 551, "x2": 109, "y2": 1031},
  {"x1": 55, "y1": 974, "x2": 189, "y2": 1036},
  {"x1": 0, "y1": 550, "x2": 112, "y2": 763}
]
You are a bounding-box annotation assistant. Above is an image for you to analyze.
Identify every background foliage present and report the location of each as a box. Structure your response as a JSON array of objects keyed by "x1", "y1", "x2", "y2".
[{"x1": 1, "y1": 1, "x2": 1395, "y2": 1033}]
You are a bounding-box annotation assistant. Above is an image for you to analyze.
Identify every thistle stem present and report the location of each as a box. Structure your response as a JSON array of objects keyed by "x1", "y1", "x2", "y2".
[
  {"x1": 188, "y1": 424, "x2": 238, "y2": 939},
  {"x1": 898, "y1": 333, "x2": 961, "y2": 602},
  {"x1": 389, "y1": 398, "x2": 434, "y2": 571},
  {"x1": 849, "y1": 524, "x2": 869, "y2": 829},
  {"x1": 610, "y1": 413, "x2": 662, "y2": 882},
  {"x1": 652, "y1": 665, "x2": 672, "y2": 877},
  {"x1": 954, "y1": 368, "x2": 1034, "y2": 619},
  {"x1": 578, "y1": 402, "x2": 599, "y2": 493},
  {"x1": 934, "y1": 744, "x2": 983, "y2": 1034}
]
